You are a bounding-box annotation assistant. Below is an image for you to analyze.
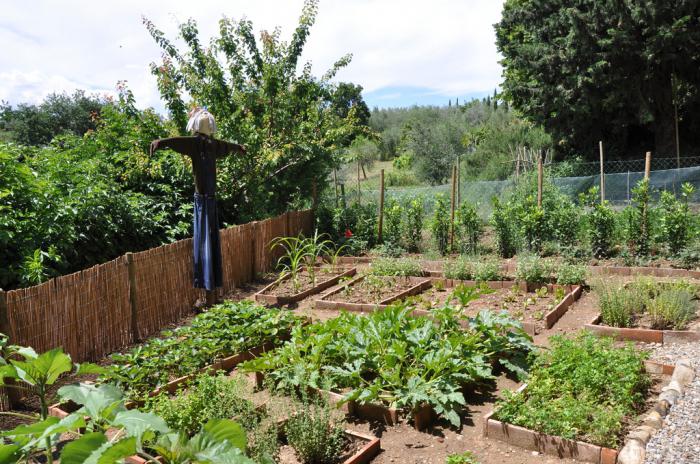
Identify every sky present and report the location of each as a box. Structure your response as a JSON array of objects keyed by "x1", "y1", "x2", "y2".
[{"x1": 0, "y1": 0, "x2": 505, "y2": 112}]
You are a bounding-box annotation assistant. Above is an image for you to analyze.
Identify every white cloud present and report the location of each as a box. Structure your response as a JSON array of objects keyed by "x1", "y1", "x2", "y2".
[{"x1": 0, "y1": 0, "x2": 505, "y2": 110}]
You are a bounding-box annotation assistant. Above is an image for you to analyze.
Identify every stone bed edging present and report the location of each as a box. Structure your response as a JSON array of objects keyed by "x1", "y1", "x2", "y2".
[
  {"x1": 482, "y1": 360, "x2": 686, "y2": 464},
  {"x1": 617, "y1": 358, "x2": 695, "y2": 464}
]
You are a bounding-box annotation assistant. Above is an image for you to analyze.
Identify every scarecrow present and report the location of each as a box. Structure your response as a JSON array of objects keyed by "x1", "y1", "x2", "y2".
[{"x1": 150, "y1": 108, "x2": 245, "y2": 305}]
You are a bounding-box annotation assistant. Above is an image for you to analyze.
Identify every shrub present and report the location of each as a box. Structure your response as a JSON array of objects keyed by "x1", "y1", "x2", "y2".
[
  {"x1": 491, "y1": 197, "x2": 517, "y2": 258},
  {"x1": 455, "y1": 202, "x2": 483, "y2": 254},
  {"x1": 370, "y1": 257, "x2": 424, "y2": 277},
  {"x1": 371, "y1": 242, "x2": 404, "y2": 258},
  {"x1": 579, "y1": 187, "x2": 616, "y2": 258},
  {"x1": 473, "y1": 258, "x2": 503, "y2": 281},
  {"x1": 146, "y1": 373, "x2": 260, "y2": 436},
  {"x1": 555, "y1": 262, "x2": 587, "y2": 285},
  {"x1": 285, "y1": 401, "x2": 346, "y2": 464},
  {"x1": 495, "y1": 331, "x2": 650, "y2": 448},
  {"x1": 431, "y1": 194, "x2": 451, "y2": 255},
  {"x1": 383, "y1": 198, "x2": 403, "y2": 247},
  {"x1": 627, "y1": 179, "x2": 652, "y2": 256},
  {"x1": 660, "y1": 183, "x2": 695, "y2": 255},
  {"x1": 386, "y1": 170, "x2": 420, "y2": 187},
  {"x1": 444, "y1": 257, "x2": 474, "y2": 280},
  {"x1": 403, "y1": 196, "x2": 425, "y2": 252},
  {"x1": 646, "y1": 289, "x2": 696, "y2": 330},
  {"x1": 593, "y1": 280, "x2": 647, "y2": 328},
  {"x1": 515, "y1": 255, "x2": 552, "y2": 284}
]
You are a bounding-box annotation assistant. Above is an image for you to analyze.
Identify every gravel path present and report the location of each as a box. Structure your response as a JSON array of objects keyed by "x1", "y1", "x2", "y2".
[{"x1": 644, "y1": 342, "x2": 700, "y2": 464}]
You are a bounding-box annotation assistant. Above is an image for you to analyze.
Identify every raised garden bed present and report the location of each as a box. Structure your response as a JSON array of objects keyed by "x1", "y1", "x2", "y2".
[
  {"x1": 483, "y1": 359, "x2": 692, "y2": 464},
  {"x1": 314, "y1": 275, "x2": 431, "y2": 311},
  {"x1": 408, "y1": 279, "x2": 582, "y2": 335},
  {"x1": 254, "y1": 266, "x2": 357, "y2": 305},
  {"x1": 584, "y1": 314, "x2": 700, "y2": 344}
]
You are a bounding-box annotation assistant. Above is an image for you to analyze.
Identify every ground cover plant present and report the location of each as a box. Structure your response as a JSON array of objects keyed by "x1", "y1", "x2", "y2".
[
  {"x1": 494, "y1": 331, "x2": 650, "y2": 448},
  {"x1": 101, "y1": 300, "x2": 303, "y2": 399},
  {"x1": 240, "y1": 304, "x2": 533, "y2": 427},
  {"x1": 368, "y1": 257, "x2": 424, "y2": 277},
  {"x1": 594, "y1": 277, "x2": 699, "y2": 330}
]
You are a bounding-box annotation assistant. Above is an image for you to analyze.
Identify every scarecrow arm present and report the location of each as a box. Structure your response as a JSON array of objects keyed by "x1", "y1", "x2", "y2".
[
  {"x1": 150, "y1": 137, "x2": 198, "y2": 157},
  {"x1": 212, "y1": 139, "x2": 246, "y2": 158}
]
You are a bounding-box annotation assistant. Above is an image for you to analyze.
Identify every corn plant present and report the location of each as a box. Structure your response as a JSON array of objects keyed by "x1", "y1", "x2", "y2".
[
  {"x1": 302, "y1": 230, "x2": 335, "y2": 287},
  {"x1": 271, "y1": 235, "x2": 312, "y2": 293}
]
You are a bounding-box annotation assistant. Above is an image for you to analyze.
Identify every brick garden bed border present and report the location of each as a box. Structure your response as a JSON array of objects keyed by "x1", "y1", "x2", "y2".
[
  {"x1": 314, "y1": 275, "x2": 432, "y2": 312},
  {"x1": 482, "y1": 361, "x2": 680, "y2": 464},
  {"x1": 253, "y1": 267, "x2": 357, "y2": 306},
  {"x1": 424, "y1": 279, "x2": 582, "y2": 336},
  {"x1": 583, "y1": 315, "x2": 700, "y2": 344}
]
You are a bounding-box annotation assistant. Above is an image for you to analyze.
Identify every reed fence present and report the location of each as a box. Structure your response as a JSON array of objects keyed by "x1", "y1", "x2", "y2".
[{"x1": 0, "y1": 209, "x2": 314, "y2": 368}]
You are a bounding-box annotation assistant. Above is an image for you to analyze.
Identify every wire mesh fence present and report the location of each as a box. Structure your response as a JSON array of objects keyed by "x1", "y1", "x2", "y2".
[{"x1": 337, "y1": 157, "x2": 700, "y2": 218}]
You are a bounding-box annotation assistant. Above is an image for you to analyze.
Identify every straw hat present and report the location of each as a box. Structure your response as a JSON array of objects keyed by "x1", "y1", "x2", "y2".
[{"x1": 187, "y1": 107, "x2": 217, "y2": 136}]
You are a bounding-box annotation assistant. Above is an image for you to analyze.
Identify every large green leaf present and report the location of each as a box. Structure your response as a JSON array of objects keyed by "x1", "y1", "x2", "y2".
[
  {"x1": 112, "y1": 410, "x2": 169, "y2": 440},
  {"x1": 59, "y1": 432, "x2": 107, "y2": 464},
  {"x1": 58, "y1": 383, "x2": 125, "y2": 420},
  {"x1": 201, "y1": 419, "x2": 246, "y2": 451},
  {"x1": 11, "y1": 347, "x2": 72, "y2": 386},
  {"x1": 0, "y1": 444, "x2": 21, "y2": 464}
]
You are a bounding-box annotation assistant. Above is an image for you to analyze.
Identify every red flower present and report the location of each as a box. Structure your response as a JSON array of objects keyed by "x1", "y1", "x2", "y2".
[{"x1": 344, "y1": 229, "x2": 353, "y2": 238}]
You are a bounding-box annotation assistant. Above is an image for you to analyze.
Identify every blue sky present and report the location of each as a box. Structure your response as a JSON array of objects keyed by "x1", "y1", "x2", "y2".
[{"x1": 0, "y1": 0, "x2": 504, "y2": 112}]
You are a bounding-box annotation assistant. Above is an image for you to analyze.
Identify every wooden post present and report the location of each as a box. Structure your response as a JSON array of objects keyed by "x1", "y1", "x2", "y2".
[
  {"x1": 515, "y1": 148, "x2": 520, "y2": 182},
  {"x1": 333, "y1": 168, "x2": 339, "y2": 207},
  {"x1": 599, "y1": 141, "x2": 605, "y2": 203},
  {"x1": 357, "y1": 160, "x2": 361, "y2": 206},
  {"x1": 645, "y1": 151, "x2": 652, "y2": 179},
  {"x1": 537, "y1": 155, "x2": 543, "y2": 208},
  {"x1": 0, "y1": 289, "x2": 21, "y2": 408},
  {"x1": 456, "y1": 155, "x2": 461, "y2": 205},
  {"x1": 311, "y1": 179, "x2": 318, "y2": 211},
  {"x1": 378, "y1": 169, "x2": 385, "y2": 243},
  {"x1": 125, "y1": 253, "x2": 140, "y2": 342},
  {"x1": 450, "y1": 164, "x2": 457, "y2": 250},
  {"x1": 340, "y1": 183, "x2": 346, "y2": 209}
]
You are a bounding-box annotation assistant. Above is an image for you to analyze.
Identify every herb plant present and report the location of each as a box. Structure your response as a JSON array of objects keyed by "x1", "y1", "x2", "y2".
[
  {"x1": 495, "y1": 332, "x2": 650, "y2": 448},
  {"x1": 284, "y1": 400, "x2": 346, "y2": 464},
  {"x1": 369, "y1": 257, "x2": 424, "y2": 277}
]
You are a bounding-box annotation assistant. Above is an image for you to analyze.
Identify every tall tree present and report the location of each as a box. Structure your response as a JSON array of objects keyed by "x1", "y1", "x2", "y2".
[
  {"x1": 144, "y1": 0, "x2": 366, "y2": 223},
  {"x1": 496, "y1": 0, "x2": 700, "y2": 158}
]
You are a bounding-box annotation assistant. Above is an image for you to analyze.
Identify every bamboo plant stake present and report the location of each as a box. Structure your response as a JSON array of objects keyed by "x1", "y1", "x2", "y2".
[
  {"x1": 537, "y1": 155, "x2": 543, "y2": 208},
  {"x1": 450, "y1": 164, "x2": 457, "y2": 249},
  {"x1": 645, "y1": 151, "x2": 652, "y2": 179},
  {"x1": 599, "y1": 141, "x2": 605, "y2": 204},
  {"x1": 378, "y1": 169, "x2": 385, "y2": 243}
]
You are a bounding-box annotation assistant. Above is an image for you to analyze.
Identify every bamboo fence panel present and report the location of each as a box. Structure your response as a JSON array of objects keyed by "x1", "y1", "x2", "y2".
[
  {"x1": 5, "y1": 256, "x2": 131, "y2": 363},
  {"x1": 130, "y1": 238, "x2": 199, "y2": 339},
  {"x1": 0, "y1": 208, "x2": 314, "y2": 413}
]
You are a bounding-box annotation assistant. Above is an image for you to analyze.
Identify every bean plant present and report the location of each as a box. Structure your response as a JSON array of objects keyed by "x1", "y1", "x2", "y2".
[
  {"x1": 403, "y1": 196, "x2": 425, "y2": 252},
  {"x1": 455, "y1": 202, "x2": 483, "y2": 255},
  {"x1": 431, "y1": 194, "x2": 451, "y2": 255}
]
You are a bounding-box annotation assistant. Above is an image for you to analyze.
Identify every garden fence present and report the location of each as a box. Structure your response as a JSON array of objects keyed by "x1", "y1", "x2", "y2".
[{"x1": 0, "y1": 209, "x2": 313, "y2": 370}]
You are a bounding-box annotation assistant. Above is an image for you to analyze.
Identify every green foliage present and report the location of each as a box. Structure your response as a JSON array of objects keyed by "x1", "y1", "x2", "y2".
[
  {"x1": 240, "y1": 304, "x2": 533, "y2": 427},
  {"x1": 554, "y1": 262, "x2": 587, "y2": 285},
  {"x1": 451, "y1": 283, "x2": 494, "y2": 307},
  {"x1": 284, "y1": 401, "x2": 345, "y2": 464},
  {"x1": 515, "y1": 255, "x2": 552, "y2": 284},
  {"x1": 145, "y1": 0, "x2": 370, "y2": 223},
  {"x1": 491, "y1": 197, "x2": 517, "y2": 258},
  {"x1": 383, "y1": 198, "x2": 404, "y2": 247},
  {"x1": 445, "y1": 451, "x2": 479, "y2": 464},
  {"x1": 660, "y1": 183, "x2": 695, "y2": 255},
  {"x1": 495, "y1": 1, "x2": 700, "y2": 157},
  {"x1": 146, "y1": 374, "x2": 261, "y2": 437},
  {"x1": 580, "y1": 187, "x2": 617, "y2": 258},
  {"x1": 369, "y1": 257, "x2": 423, "y2": 277},
  {"x1": 593, "y1": 280, "x2": 645, "y2": 328},
  {"x1": 495, "y1": 332, "x2": 650, "y2": 448},
  {"x1": 455, "y1": 202, "x2": 483, "y2": 255},
  {"x1": 431, "y1": 194, "x2": 451, "y2": 255},
  {"x1": 102, "y1": 301, "x2": 302, "y2": 399},
  {"x1": 627, "y1": 179, "x2": 652, "y2": 256},
  {"x1": 403, "y1": 196, "x2": 425, "y2": 252},
  {"x1": 443, "y1": 257, "x2": 502, "y2": 281},
  {"x1": 646, "y1": 289, "x2": 696, "y2": 330}
]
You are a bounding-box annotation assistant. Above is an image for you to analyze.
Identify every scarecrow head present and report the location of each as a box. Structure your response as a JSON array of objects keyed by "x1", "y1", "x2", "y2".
[{"x1": 187, "y1": 106, "x2": 217, "y2": 136}]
